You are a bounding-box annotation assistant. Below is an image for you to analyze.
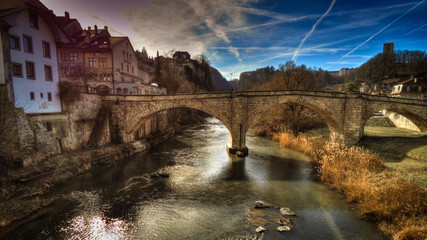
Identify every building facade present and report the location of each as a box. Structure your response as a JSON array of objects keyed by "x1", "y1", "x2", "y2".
[
  {"x1": 1, "y1": 2, "x2": 69, "y2": 113},
  {"x1": 391, "y1": 77, "x2": 427, "y2": 100}
]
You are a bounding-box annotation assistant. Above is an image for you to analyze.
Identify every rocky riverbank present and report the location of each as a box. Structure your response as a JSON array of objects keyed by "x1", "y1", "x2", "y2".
[{"x1": 0, "y1": 129, "x2": 174, "y2": 228}]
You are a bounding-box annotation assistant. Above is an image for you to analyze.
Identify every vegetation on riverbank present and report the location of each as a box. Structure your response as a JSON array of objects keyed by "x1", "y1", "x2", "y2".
[{"x1": 273, "y1": 132, "x2": 427, "y2": 240}]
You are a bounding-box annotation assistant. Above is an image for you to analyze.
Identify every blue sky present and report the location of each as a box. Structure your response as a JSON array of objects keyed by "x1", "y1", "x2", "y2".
[{"x1": 41, "y1": 0, "x2": 427, "y2": 79}]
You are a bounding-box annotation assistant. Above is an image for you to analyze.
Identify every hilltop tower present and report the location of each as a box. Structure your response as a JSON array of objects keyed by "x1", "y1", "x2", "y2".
[{"x1": 383, "y1": 42, "x2": 394, "y2": 54}]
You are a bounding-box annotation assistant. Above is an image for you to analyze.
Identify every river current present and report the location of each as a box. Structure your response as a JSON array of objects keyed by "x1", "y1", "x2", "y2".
[{"x1": 2, "y1": 118, "x2": 384, "y2": 239}]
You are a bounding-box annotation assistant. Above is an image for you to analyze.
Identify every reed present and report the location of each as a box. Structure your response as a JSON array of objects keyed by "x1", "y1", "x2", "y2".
[{"x1": 273, "y1": 132, "x2": 427, "y2": 240}]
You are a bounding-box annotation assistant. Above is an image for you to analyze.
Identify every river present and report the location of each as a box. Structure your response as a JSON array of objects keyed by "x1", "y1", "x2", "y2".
[{"x1": 1, "y1": 118, "x2": 384, "y2": 239}]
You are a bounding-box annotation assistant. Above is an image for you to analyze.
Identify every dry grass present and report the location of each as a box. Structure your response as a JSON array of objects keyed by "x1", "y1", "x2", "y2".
[{"x1": 273, "y1": 132, "x2": 427, "y2": 240}]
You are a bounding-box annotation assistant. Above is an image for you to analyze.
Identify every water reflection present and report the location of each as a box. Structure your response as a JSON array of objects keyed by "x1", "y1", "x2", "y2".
[{"x1": 60, "y1": 215, "x2": 131, "y2": 240}]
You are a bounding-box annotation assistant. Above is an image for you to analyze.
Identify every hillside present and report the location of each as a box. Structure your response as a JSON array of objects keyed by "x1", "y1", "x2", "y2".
[
  {"x1": 211, "y1": 67, "x2": 232, "y2": 91},
  {"x1": 345, "y1": 50, "x2": 427, "y2": 88}
]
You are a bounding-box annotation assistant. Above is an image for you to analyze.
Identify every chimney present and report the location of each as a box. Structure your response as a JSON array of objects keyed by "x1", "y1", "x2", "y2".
[
  {"x1": 94, "y1": 25, "x2": 98, "y2": 35},
  {"x1": 104, "y1": 26, "x2": 108, "y2": 31},
  {"x1": 85, "y1": 30, "x2": 90, "y2": 43},
  {"x1": 65, "y1": 11, "x2": 70, "y2": 20},
  {"x1": 88, "y1": 26, "x2": 91, "y2": 31}
]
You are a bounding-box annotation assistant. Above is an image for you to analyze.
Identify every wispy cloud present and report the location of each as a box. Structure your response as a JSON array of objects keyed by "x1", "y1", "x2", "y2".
[
  {"x1": 120, "y1": 0, "x2": 253, "y2": 56},
  {"x1": 227, "y1": 47, "x2": 243, "y2": 62},
  {"x1": 292, "y1": 0, "x2": 336, "y2": 62},
  {"x1": 207, "y1": 51, "x2": 218, "y2": 60},
  {"x1": 328, "y1": 0, "x2": 426, "y2": 68}
]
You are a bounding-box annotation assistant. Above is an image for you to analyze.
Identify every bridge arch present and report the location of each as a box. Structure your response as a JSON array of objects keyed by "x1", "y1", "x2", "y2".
[
  {"x1": 129, "y1": 107, "x2": 232, "y2": 136},
  {"x1": 107, "y1": 95, "x2": 234, "y2": 145},
  {"x1": 246, "y1": 95, "x2": 342, "y2": 139},
  {"x1": 363, "y1": 103, "x2": 427, "y2": 132}
]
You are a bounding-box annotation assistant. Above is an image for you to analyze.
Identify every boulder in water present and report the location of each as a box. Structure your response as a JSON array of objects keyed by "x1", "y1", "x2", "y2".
[
  {"x1": 277, "y1": 225, "x2": 292, "y2": 232},
  {"x1": 255, "y1": 226, "x2": 266, "y2": 233},
  {"x1": 255, "y1": 201, "x2": 275, "y2": 208},
  {"x1": 280, "y1": 207, "x2": 296, "y2": 216},
  {"x1": 278, "y1": 218, "x2": 292, "y2": 226}
]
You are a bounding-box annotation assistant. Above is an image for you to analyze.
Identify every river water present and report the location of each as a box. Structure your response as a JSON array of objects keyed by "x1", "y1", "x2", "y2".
[{"x1": 2, "y1": 118, "x2": 384, "y2": 239}]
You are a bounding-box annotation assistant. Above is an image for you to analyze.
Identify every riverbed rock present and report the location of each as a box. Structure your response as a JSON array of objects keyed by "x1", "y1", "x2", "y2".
[
  {"x1": 255, "y1": 226, "x2": 266, "y2": 233},
  {"x1": 247, "y1": 209, "x2": 268, "y2": 227},
  {"x1": 278, "y1": 218, "x2": 293, "y2": 226},
  {"x1": 280, "y1": 207, "x2": 296, "y2": 216},
  {"x1": 255, "y1": 201, "x2": 275, "y2": 208},
  {"x1": 277, "y1": 225, "x2": 292, "y2": 232}
]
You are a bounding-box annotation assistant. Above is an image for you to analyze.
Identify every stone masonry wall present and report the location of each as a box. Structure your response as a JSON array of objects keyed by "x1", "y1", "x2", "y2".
[
  {"x1": 0, "y1": 87, "x2": 26, "y2": 164},
  {"x1": 61, "y1": 94, "x2": 105, "y2": 151}
]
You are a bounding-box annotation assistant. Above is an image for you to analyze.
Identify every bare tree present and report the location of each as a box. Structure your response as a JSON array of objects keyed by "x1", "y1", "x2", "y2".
[
  {"x1": 69, "y1": 65, "x2": 97, "y2": 91},
  {"x1": 251, "y1": 61, "x2": 326, "y2": 135}
]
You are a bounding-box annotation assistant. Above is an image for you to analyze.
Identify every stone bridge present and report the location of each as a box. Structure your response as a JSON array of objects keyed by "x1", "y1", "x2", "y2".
[{"x1": 102, "y1": 90, "x2": 427, "y2": 156}]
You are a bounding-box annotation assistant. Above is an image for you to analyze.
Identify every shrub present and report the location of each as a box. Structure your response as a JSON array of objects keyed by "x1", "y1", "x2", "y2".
[
  {"x1": 274, "y1": 133, "x2": 427, "y2": 239},
  {"x1": 58, "y1": 81, "x2": 82, "y2": 102}
]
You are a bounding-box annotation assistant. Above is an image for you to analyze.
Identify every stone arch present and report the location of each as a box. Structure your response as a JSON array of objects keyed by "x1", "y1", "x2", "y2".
[
  {"x1": 363, "y1": 103, "x2": 427, "y2": 132},
  {"x1": 116, "y1": 88, "x2": 122, "y2": 95},
  {"x1": 247, "y1": 95, "x2": 342, "y2": 137},
  {"x1": 126, "y1": 100, "x2": 232, "y2": 136}
]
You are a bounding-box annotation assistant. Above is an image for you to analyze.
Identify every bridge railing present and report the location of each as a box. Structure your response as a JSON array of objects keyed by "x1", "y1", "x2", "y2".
[{"x1": 100, "y1": 90, "x2": 427, "y2": 105}]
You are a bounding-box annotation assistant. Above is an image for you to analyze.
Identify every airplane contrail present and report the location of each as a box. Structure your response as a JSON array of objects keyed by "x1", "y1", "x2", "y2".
[
  {"x1": 328, "y1": 0, "x2": 426, "y2": 68},
  {"x1": 292, "y1": 0, "x2": 336, "y2": 62},
  {"x1": 404, "y1": 23, "x2": 427, "y2": 36}
]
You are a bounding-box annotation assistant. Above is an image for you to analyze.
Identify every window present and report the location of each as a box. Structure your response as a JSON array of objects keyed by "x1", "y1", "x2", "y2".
[
  {"x1": 23, "y1": 35, "x2": 33, "y2": 53},
  {"x1": 60, "y1": 52, "x2": 68, "y2": 62},
  {"x1": 44, "y1": 65, "x2": 53, "y2": 81},
  {"x1": 123, "y1": 50, "x2": 125, "y2": 56},
  {"x1": 127, "y1": 65, "x2": 129, "y2": 72},
  {"x1": 47, "y1": 92, "x2": 52, "y2": 101},
  {"x1": 25, "y1": 61, "x2": 35, "y2": 79},
  {"x1": 42, "y1": 41, "x2": 51, "y2": 58},
  {"x1": 130, "y1": 55, "x2": 132, "y2": 61},
  {"x1": 30, "y1": 92, "x2": 35, "y2": 100},
  {"x1": 45, "y1": 122, "x2": 52, "y2": 131},
  {"x1": 29, "y1": 10, "x2": 38, "y2": 29},
  {"x1": 69, "y1": 52, "x2": 78, "y2": 63},
  {"x1": 99, "y1": 57, "x2": 107, "y2": 68},
  {"x1": 132, "y1": 66, "x2": 134, "y2": 74},
  {"x1": 89, "y1": 57, "x2": 97, "y2": 68},
  {"x1": 10, "y1": 35, "x2": 20, "y2": 50},
  {"x1": 60, "y1": 68, "x2": 69, "y2": 77},
  {"x1": 40, "y1": 92, "x2": 44, "y2": 99},
  {"x1": 12, "y1": 63, "x2": 23, "y2": 77}
]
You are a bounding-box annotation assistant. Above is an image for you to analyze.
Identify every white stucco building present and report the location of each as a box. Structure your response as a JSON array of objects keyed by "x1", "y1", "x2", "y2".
[{"x1": 1, "y1": 1, "x2": 69, "y2": 113}]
